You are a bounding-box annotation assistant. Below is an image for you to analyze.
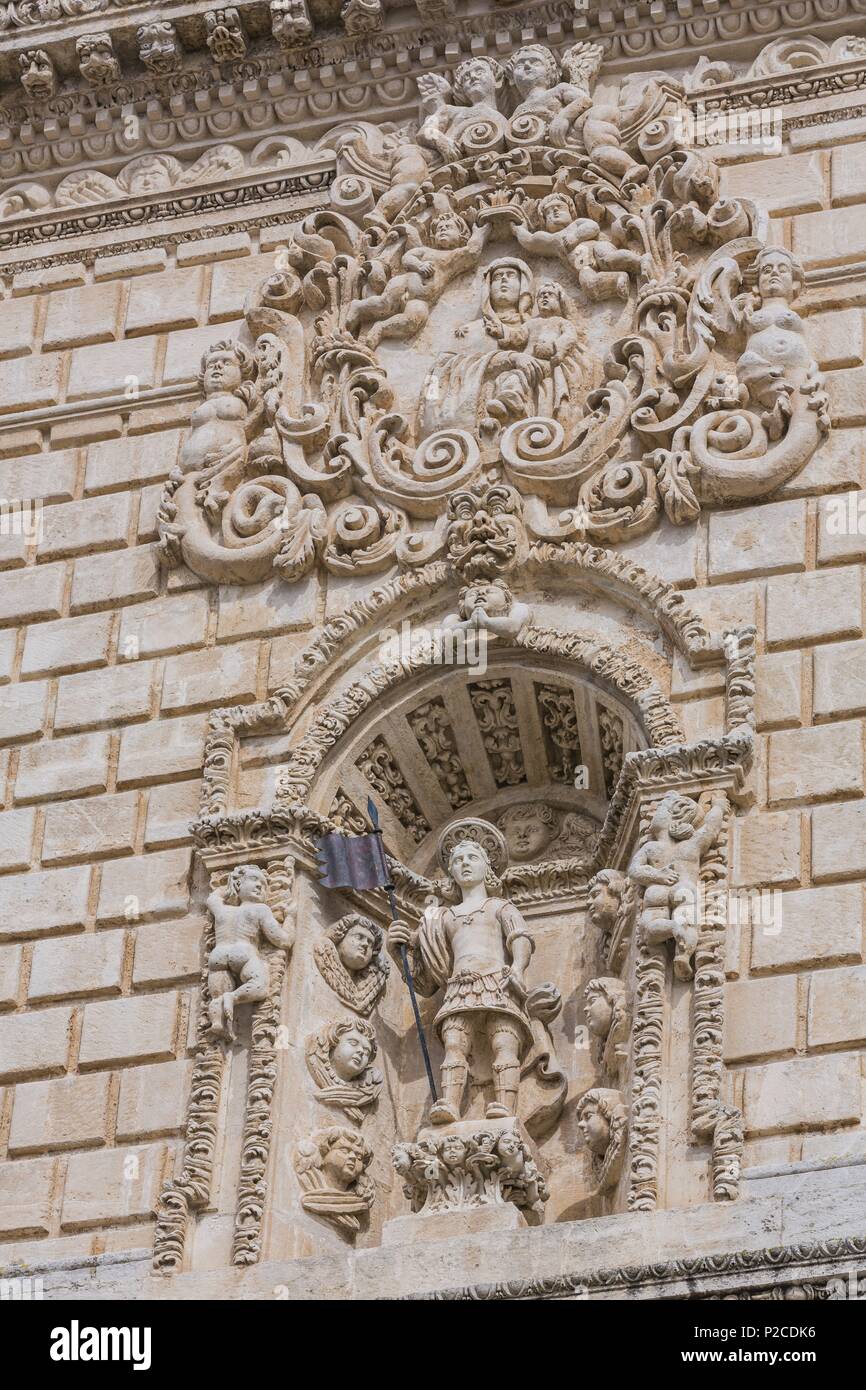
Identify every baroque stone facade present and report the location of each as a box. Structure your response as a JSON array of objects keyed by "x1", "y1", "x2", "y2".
[{"x1": 1, "y1": 0, "x2": 866, "y2": 1303}]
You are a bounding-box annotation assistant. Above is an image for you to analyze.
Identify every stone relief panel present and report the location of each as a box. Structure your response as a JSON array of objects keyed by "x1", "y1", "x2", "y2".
[{"x1": 148, "y1": 42, "x2": 830, "y2": 592}]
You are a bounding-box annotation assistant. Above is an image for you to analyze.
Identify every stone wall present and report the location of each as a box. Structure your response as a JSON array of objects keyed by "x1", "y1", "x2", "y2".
[{"x1": 1, "y1": 5, "x2": 865, "y2": 1299}]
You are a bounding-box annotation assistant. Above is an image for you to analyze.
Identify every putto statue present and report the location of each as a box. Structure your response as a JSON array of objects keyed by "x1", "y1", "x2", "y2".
[
  {"x1": 206, "y1": 864, "x2": 294, "y2": 1042},
  {"x1": 387, "y1": 818, "x2": 564, "y2": 1129},
  {"x1": 628, "y1": 792, "x2": 727, "y2": 980}
]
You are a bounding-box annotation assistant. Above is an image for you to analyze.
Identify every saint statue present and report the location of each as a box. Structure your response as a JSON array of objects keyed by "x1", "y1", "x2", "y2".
[{"x1": 386, "y1": 818, "x2": 565, "y2": 1129}]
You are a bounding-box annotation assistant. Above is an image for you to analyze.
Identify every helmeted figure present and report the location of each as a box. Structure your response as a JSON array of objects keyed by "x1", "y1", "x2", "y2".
[{"x1": 387, "y1": 818, "x2": 563, "y2": 1128}]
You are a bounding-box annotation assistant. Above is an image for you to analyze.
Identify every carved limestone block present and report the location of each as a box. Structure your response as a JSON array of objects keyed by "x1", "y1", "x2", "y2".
[
  {"x1": 305, "y1": 1018, "x2": 382, "y2": 1124},
  {"x1": 576, "y1": 1087, "x2": 628, "y2": 1193},
  {"x1": 205, "y1": 862, "x2": 294, "y2": 1043},
  {"x1": 76, "y1": 33, "x2": 120, "y2": 86},
  {"x1": 137, "y1": 21, "x2": 181, "y2": 75},
  {"x1": 393, "y1": 1119, "x2": 548, "y2": 1221},
  {"x1": 628, "y1": 791, "x2": 727, "y2": 981},
  {"x1": 205, "y1": 9, "x2": 247, "y2": 62},
  {"x1": 19, "y1": 50, "x2": 55, "y2": 101},
  {"x1": 313, "y1": 912, "x2": 389, "y2": 1016},
  {"x1": 341, "y1": 0, "x2": 383, "y2": 35},
  {"x1": 270, "y1": 0, "x2": 313, "y2": 46},
  {"x1": 294, "y1": 1127, "x2": 375, "y2": 1237}
]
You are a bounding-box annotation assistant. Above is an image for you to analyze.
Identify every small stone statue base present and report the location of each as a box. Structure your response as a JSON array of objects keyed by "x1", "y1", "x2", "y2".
[{"x1": 386, "y1": 1117, "x2": 548, "y2": 1244}]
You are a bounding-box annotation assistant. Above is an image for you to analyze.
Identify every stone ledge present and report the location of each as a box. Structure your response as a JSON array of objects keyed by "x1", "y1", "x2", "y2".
[{"x1": 4, "y1": 1163, "x2": 866, "y2": 1300}]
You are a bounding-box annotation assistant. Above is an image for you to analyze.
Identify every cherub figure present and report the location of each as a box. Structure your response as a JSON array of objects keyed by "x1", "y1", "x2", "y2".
[
  {"x1": 584, "y1": 976, "x2": 629, "y2": 1077},
  {"x1": 549, "y1": 42, "x2": 646, "y2": 182},
  {"x1": 495, "y1": 1129, "x2": 548, "y2": 1215},
  {"x1": 736, "y1": 247, "x2": 816, "y2": 440},
  {"x1": 294, "y1": 1127, "x2": 375, "y2": 1236},
  {"x1": 206, "y1": 864, "x2": 294, "y2": 1042},
  {"x1": 444, "y1": 579, "x2": 531, "y2": 642},
  {"x1": 576, "y1": 1086, "x2": 628, "y2": 1192},
  {"x1": 305, "y1": 1018, "x2": 382, "y2": 1123},
  {"x1": 628, "y1": 791, "x2": 727, "y2": 980},
  {"x1": 177, "y1": 341, "x2": 263, "y2": 522},
  {"x1": 514, "y1": 191, "x2": 640, "y2": 302},
  {"x1": 346, "y1": 211, "x2": 489, "y2": 347},
  {"x1": 416, "y1": 59, "x2": 506, "y2": 163},
  {"x1": 507, "y1": 44, "x2": 586, "y2": 129},
  {"x1": 313, "y1": 912, "x2": 389, "y2": 1016},
  {"x1": 497, "y1": 802, "x2": 560, "y2": 863}
]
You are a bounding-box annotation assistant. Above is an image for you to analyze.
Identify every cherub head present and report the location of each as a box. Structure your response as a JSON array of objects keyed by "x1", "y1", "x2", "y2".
[
  {"x1": 586, "y1": 868, "x2": 625, "y2": 933},
  {"x1": 440, "y1": 1134, "x2": 468, "y2": 1169},
  {"x1": 497, "y1": 802, "x2": 559, "y2": 863},
  {"x1": 578, "y1": 1087, "x2": 626, "y2": 1153},
  {"x1": 535, "y1": 279, "x2": 569, "y2": 318},
  {"x1": 198, "y1": 341, "x2": 257, "y2": 402},
  {"x1": 453, "y1": 56, "x2": 505, "y2": 108},
  {"x1": 537, "y1": 192, "x2": 576, "y2": 233},
  {"x1": 584, "y1": 976, "x2": 627, "y2": 1043},
  {"x1": 327, "y1": 1018, "x2": 377, "y2": 1082},
  {"x1": 495, "y1": 1130, "x2": 525, "y2": 1170},
  {"x1": 225, "y1": 864, "x2": 268, "y2": 905},
  {"x1": 508, "y1": 45, "x2": 559, "y2": 98},
  {"x1": 755, "y1": 247, "x2": 803, "y2": 303},
  {"x1": 326, "y1": 913, "x2": 383, "y2": 974},
  {"x1": 457, "y1": 578, "x2": 512, "y2": 622},
  {"x1": 316, "y1": 1127, "x2": 373, "y2": 1189},
  {"x1": 653, "y1": 792, "x2": 701, "y2": 842},
  {"x1": 429, "y1": 210, "x2": 470, "y2": 250}
]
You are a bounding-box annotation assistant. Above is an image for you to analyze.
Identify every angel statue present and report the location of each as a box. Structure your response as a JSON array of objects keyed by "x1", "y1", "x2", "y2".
[{"x1": 386, "y1": 818, "x2": 566, "y2": 1133}]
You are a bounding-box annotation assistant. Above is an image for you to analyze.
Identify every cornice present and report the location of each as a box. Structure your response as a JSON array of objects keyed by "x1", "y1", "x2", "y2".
[
  {"x1": 405, "y1": 1232, "x2": 866, "y2": 1300},
  {"x1": 0, "y1": 1, "x2": 864, "y2": 192}
]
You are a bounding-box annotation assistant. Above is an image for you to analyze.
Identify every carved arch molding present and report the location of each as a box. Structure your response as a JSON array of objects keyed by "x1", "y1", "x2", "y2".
[{"x1": 153, "y1": 543, "x2": 756, "y2": 1270}]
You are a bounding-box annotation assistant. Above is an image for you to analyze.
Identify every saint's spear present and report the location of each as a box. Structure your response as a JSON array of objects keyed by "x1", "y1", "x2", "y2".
[{"x1": 315, "y1": 799, "x2": 437, "y2": 1103}]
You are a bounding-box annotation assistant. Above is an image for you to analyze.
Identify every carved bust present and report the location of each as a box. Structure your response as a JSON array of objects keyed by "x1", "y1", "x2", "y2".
[
  {"x1": 584, "y1": 976, "x2": 629, "y2": 1077},
  {"x1": 576, "y1": 1087, "x2": 628, "y2": 1193},
  {"x1": 305, "y1": 1018, "x2": 382, "y2": 1123},
  {"x1": 313, "y1": 912, "x2": 389, "y2": 1016}
]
